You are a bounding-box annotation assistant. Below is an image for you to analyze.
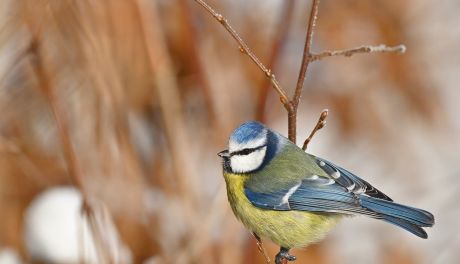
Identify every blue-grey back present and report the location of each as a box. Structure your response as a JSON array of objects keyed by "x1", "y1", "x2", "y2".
[{"x1": 246, "y1": 136, "x2": 327, "y2": 193}]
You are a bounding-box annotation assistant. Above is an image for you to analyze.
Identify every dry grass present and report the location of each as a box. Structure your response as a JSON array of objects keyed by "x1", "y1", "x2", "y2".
[{"x1": 0, "y1": 0, "x2": 458, "y2": 263}]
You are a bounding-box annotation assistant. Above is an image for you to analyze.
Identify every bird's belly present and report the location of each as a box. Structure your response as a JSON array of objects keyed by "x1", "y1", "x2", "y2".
[
  {"x1": 234, "y1": 199, "x2": 341, "y2": 248},
  {"x1": 224, "y1": 174, "x2": 341, "y2": 248}
]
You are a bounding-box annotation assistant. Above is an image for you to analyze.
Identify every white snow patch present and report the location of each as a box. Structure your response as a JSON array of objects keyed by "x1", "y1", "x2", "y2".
[{"x1": 24, "y1": 187, "x2": 131, "y2": 264}]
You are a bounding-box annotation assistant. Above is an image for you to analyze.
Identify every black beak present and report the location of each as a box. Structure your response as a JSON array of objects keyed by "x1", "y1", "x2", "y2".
[{"x1": 218, "y1": 149, "x2": 230, "y2": 158}]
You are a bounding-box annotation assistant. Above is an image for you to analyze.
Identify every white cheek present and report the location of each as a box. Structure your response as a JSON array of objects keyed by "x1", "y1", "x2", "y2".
[{"x1": 230, "y1": 147, "x2": 267, "y2": 173}]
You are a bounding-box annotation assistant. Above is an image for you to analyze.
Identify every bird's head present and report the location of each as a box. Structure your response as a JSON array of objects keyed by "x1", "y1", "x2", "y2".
[{"x1": 218, "y1": 121, "x2": 279, "y2": 174}]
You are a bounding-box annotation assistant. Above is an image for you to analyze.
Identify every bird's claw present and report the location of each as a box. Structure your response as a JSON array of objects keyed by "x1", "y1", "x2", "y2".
[{"x1": 275, "y1": 247, "x2": 296, "y2": 264}]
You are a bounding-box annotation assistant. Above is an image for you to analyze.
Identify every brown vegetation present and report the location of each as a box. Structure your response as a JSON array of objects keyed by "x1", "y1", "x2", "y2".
[{"x1": 0, "y1": 0, "x2": 457, "y2": 263}]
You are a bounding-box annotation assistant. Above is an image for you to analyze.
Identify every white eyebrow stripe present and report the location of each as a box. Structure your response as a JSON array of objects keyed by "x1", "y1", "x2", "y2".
[
  {"x1": 280, "y1": 182, "x2": 301, "y2": 205},
  {"x1": 229, "y1": 130, "x2": 267, "y2": 153}
]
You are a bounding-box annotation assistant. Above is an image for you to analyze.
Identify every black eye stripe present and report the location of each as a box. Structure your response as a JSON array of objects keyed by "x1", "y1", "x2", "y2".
[{"x1": 230, "y1": 145, "x2": 266, "y2": 157}]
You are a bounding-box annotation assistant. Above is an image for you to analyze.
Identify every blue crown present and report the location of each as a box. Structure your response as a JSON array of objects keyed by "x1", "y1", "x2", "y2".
[{"x1": 230, "y1": 121, "x2": 267, "y2": 144}]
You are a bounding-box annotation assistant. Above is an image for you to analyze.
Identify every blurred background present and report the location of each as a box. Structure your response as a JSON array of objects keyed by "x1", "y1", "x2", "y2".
[{"x1": 0, "y1": 0, "x2": 459, "y2": 263}]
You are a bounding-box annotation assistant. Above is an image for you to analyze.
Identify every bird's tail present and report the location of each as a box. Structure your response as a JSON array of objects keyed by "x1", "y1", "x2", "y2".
[{"x1": 360, "y1": 196, "x2": 434, "y2": 238}]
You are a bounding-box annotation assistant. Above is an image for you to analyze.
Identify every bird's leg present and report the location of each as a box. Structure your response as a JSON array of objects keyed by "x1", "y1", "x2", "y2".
[
  {"x1": 252, "y1": 233, "x2": 271, "y2": 263},
  {"x1": 275, "y1": 247, "x2": 296, "y2": 264}
]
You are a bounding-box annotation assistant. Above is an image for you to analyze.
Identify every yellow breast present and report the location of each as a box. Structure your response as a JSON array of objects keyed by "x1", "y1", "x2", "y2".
[{"x1": 224, "y1": 172, "x2": 341, "y2": 248}]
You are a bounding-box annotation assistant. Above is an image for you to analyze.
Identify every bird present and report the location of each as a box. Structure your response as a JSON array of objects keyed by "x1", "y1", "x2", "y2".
[{"x1": 218, "y1": 121, "x2": 434, "y2": 264}]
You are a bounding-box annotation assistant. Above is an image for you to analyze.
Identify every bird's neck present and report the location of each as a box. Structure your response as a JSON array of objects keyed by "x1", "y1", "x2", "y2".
[
  {"x1": 223, "y1": 172, "x2": 248, "y2": 195},
  {"x1": 223, "y1": 172, "x2": 250, "y2": 215}
]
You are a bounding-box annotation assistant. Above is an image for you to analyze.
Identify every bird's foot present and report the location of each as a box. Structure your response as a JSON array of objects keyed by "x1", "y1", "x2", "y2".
[{"x1": 275, "y1": 247, "x2": 296, "y2": 264}]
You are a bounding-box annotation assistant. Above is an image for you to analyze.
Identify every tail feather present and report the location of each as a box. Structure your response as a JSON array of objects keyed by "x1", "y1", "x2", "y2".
[
  {"x1": 360, "y1": 195, "x2": 434, "y2": 226},
  {"x1": 360, "y1": 195, "x2": 434, "y2": 238},
  {"x1": 382, "y1": 215, "x2": 428, "y2": 239}
]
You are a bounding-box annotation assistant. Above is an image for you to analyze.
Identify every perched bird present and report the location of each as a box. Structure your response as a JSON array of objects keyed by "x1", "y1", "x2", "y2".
[{"x1": 218, "y1": 121, "x2": 434, "y2": 264}]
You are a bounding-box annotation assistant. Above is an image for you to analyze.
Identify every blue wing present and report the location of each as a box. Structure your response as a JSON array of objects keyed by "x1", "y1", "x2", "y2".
[
  {"x1": 312, "y1": 156, "x2": 393, "y2": 201},
  {"x1": 244, "y1": 165, "x2": 434, "y2": 238},
  {"x1": 245, "y1": 175, "x2": 379, "y2": 217}
]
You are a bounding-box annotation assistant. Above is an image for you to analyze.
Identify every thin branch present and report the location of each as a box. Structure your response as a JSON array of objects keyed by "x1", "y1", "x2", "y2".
[
  {"x1": 27, "y1": 39, "x2": 85, "y2": 191},
  {"x1": 194, "y1": 0, "x2": 291, "y2": 109},
  {"x1": 310, "y1": 44, "x2": 406, "y2": 62},
  {"x1": 302, "y1": 109, "x2": 328, "y2": 150},
  {"x1": 288, "y1": 0, "x2": 321, "y2": 143},
  {"x1": 293, "y1": 0, "x2": 320, "y2": 107},
  {"x1": 253, "y1": 233, "x2": 271, "y2": 264},
  {"x1": 256, "y1": 0, "x2": 295, "y2": 122}
]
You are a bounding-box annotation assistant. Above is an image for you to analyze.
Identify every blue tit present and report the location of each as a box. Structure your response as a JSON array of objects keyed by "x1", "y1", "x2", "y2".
[{"x1": 218, "y1": 121, "x2": 434, "y2": 264}]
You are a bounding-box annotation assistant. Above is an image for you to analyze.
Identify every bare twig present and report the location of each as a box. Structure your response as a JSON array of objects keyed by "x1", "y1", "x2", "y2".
[
  {"x1": 194, "y1": 0, "x2": 322, "y2": 143},
  {"x1": 194, "y1": 0, "x2": 291, "y2": 109},
  {"x1": 253, "y1": 233, "x2": 271, "y2": 264},
  {"x1": 256, "y1": 0, "x2": 295, "y2": 122},
  {"x1": 27, "y1": 38, "x2": 85, "y2": 191},
  {"x1": 302, "y1": 109, "x2": 328, "y2": 150},
  {"x1": 310, "y1": 44, "x2": 406, "y2": 62},
  {"x1": 293, "y1": 0, "x2": 321, "y2": 108},
  {"x1": 289, "y1": 0, "x2": 321, "y2": 143}
]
